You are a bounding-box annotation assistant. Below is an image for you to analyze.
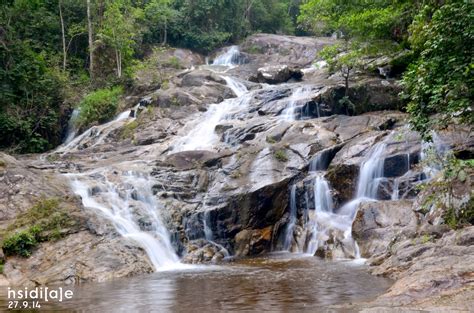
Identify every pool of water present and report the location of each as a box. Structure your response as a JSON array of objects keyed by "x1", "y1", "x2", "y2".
[{"x1": 0, "y1": 253, "x2": 392, "y2": 312}]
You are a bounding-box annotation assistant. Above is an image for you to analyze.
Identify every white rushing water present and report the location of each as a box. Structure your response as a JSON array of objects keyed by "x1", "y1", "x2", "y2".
[
  {"x1": 283, "y1": 136, "x2": 390, "y2": 258},
  {"x1": 172, "y1": 76, "x2": 250, "y2": 152},
  {"x1": 67, "y1": 169, "x2": 185, "y2": 271},
  {"x1": 64, "y1": 108, "x2": 80, "y2": 144},
  {"x1": 212, "y1": 46, "x2": 242, "y2": 66},
  {"x1": 57, "y1": 105, "x2": 138, "y2": 154},
  {"x1": 281, "y1": 85, "x2": 315, "y2": 121},
  {"x1": 305, "y1": 173, "x2": 335, "y2": 255},
  {"x1": 283, "y1": 185, "x2": 297, "y2": 251}
]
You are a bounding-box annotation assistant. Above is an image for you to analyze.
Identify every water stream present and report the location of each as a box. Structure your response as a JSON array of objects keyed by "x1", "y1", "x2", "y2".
[
  {"x1": 67, "y1": 168, "x2": 184, "y2": 271},
  {"x1": 41, "y1": 46, "x2": 402, "y2": 309},
  {"x1": 8, "y1": 254, "x2": 391, "y2": 312}
]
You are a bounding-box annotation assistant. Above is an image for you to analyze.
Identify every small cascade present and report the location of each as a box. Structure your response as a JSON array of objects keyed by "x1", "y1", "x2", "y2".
[
  {"x1": 212, "y1": 46, "x2": 242, "y2": 66},
  {"x1": 222, "y1": 76, "x2": 248, "y2": 97},
  {"x1": 57, "y1": 106, "x2": 138, "y2": 154},
  {"x1": 283, "y1": 136, "x2": 392, "y2": 258},
  {"x1": 305, "y1": 173, "x2": 335, "y2": 255},
  {"x1": 355, "y1": 141, "x2": 387, "y2": 199},
  {"x1": 283, "y1": 185, "x2": 297, "y2": 251},
  {"x1": 281, "y1": 86, "x2": 314, "y2": 121},
  {"x1": 67, "y1": 169, "x2": 182, "y2": 270},
  {"x1": 64, "y1": 108, "x2": 80, "y2": 144},
  {"x1": 203, "y1": 210, "x2": 213, "y2": 241},
  {"x1": 309, "y1": 148, "x2": 332, "y2": 172},
  {"x1": 173, "y1": 76, "x2": 250, "y2": 152}
]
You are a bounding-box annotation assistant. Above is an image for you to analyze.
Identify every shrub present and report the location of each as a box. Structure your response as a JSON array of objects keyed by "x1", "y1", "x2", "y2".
[
  {"x1": 74, "y1": 87, "x2": 123, "y2": 131},
  {"x1": 1, "y1": 198, "x2": 77, "y2": 257},
  {"x1": 166, "y1": 56, "x2": 182, "y2": 69},
  {"x1": 274, "y1": 149, "x2": 288, "y2": 162},
  {"x1": 2, "y1": 226, "x2": 41, "y2": 257}
]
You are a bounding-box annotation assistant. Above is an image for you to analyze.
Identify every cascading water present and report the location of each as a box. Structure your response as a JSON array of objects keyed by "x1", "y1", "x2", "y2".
[
  {"x1": 212, "y1": 46, "x2": 242, "y2": 66},
  {"x1": 57, "y1": 105, "x2": 138, "y2": 154},
  {"x1": 67, "y1": 168, "x2": 183, "y2": 271},
  {"x1": 64, "y1": 108, "x2": 80, "y2": 144},
  {"x1": 305, "y1": 173, "x2": 335, "y2": 255},
  {"x1": 282, "y1": 185, "x2": 297, "y2": 251},
  {"x1": 281, "y1": 86, "x2": 315, "y2": 121},
  {"x1": 283, "y1": 136, "x2": 390, "y2": 258},
  {"x1": 172, "y1": 76, "x2": 250, "y2": 152}
]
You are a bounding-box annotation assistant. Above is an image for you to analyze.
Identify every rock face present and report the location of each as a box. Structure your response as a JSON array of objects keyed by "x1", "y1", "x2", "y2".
[
  {"x1": 352, "y1": 200, "x2": 418, "y2": 258},
  {"x1": 250, "y1": 65, "x2": 303, "y2": 84},
  {"x1": 0, "y1": 33, "x2": 472, "y2": 311}
]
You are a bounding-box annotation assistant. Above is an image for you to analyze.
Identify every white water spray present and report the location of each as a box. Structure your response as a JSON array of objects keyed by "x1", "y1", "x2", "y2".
[
  {"x1": 67, "y1": 169, "x2": 184, "y2": 271},
  {"x1": 213, "y1": 46, "x2": 242, "y2": 66},
  {"x1": 281, "y1": 86, "x2": 314, "y2": 121},
  {"x1": 173, "y1": 76, "x2": 250, "y2": 152}
]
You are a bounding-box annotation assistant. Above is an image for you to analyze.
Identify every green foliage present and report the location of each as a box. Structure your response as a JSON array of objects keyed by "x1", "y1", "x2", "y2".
[
  {"x1": 420, "y1": 154, "x2": 474, "y2": 229},
  {"x1": 298, "y1": 1, "x2": 412, "y2": 43},
  {"x1": 75, "y1": 87, "x2": 123, "y2": 130},
  {"x1": 274, "y1": 149, "x2": 288, "y2": 162},
  {"x1": 120, "y1": 120, "x2": 139, "y2": 139},
  {"x1": 166, "y1": 56, "x2": 182, "y2": 69},
  {"x1": 2, "y1": 226, "x2": 41, "y2": 258},
  {"x1": 0, "y1": 41, "x2": 64, "y2": 153},
  {"x1": 246, "y1": 0, "x2": 294, "y2": 34},
  {"x1": 402, "y1": 2, "x2": 474, "y2": 137},
  {"x1": 1, "y1": 198, "x2": 77, "y2": 257}
]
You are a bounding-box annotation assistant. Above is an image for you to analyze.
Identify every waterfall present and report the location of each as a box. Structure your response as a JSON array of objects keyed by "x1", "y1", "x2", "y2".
[
  {"x1": 67, "y1": 169, "x2": 183, "y2": 271},
  {"x1": 305, "y1": 173, "x2": 334, "y2": 255},
  {"x1": 355, "y1": 141, "x2": 386, "y2": 199},
  {"x1": 57, "y1": 106, "x2": 138, "y2": 154},
  {"x1": 213, "y1": 46, "x2": 242, "y2": 66},
  {"x1": 64, "y1": 108, "x2": 80, "y2": 144},
  {"x1": 283, "y1": 185, "x2": 297, "y2": 251},
  {"x1": 309, "y1": 148, "x2": 332, "y2": 172},
  {"x1": 203, "y1": 210, "x2": 213, "y2": 241},
  {"x1": 281, "y1": 86, "x2": 314, "y2": 121},
  {"x1": 173, "y1": 76, "x2": 250, "y2": 152},
  {"x1": 313, "y1": 175, "x2": 334, "y2": 213}
]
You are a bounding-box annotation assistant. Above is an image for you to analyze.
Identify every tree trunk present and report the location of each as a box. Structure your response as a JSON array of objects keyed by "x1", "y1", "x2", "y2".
[
  {"x1": 344, "y1": 73, "x2": 349, "y2": 97},
  {"x1": 59, "y1": 0, "x2": 67, "y2": 71},
  {"x1": 87, "y1": 0, "x2": 94, "y2": 78},
  {"x1": 162, "y1": 19, "x2": 167, "y2": 45}
]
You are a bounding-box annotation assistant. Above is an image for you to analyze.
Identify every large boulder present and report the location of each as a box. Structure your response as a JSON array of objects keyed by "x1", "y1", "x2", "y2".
[
  {"x1": 352, "y1": 200, "x2": 418, "y2": 258},
  {"x1": 180, "y1": 69, "x2": 226, "y2": 87},
  {"x1": 251, "y1": 65, "x2": 303, "y2": 84},
  {"x1": 234, "y1": 226, "x2": 273, "y2": 256}
]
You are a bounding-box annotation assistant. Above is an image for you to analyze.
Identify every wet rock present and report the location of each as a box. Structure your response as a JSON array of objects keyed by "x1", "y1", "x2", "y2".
[
  {"x1": 369, "y1": 227, "x2": 474, "y2": 308},
  {"x1": 314, "y1": 78, "x2": 404, "y2": 115},
  {"x1": 163, "y1": 150, "x2": 231, "y2": 170},
  {"x1": 234, "y1": 226, "x2": 273, "y2": 256},
  {"x1": 352, "y1": 200, "x2": 418, "y2": 258},
  {"x1": 251, "y1": 65, "x2": 303, "y2": 84},
  {"x1": 241, "y1": 33, "x2": 335, "y2": 67},
  {"x1": 181, "y1": 239, "x2": 227, "y2": 264},
  {"x1": 180, "y1": 69, "x2": 226, "y2": 87},
  {"x1": 3, "y1": 232, "x2": 153, "y2": 286}
]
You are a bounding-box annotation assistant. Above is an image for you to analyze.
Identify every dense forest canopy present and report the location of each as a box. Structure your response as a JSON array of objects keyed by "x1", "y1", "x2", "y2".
[{"x1": 0, "y1": 0, "x2": 472, "y2": 152}]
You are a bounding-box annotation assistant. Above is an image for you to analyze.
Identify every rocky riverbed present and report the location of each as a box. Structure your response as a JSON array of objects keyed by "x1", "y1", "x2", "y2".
[{"x1": 0, "y1": 33, "x2": 472, "y2": 311}]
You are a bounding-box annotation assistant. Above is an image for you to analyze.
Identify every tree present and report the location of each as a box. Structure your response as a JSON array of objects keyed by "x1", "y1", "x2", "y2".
[
  {"x1": 99, "y1": 1, "x2": 140, "y2": 78},
  {"x1": 402, "y1": 2, "x2": 474, "y2": 137},
  {"x1": 144, "y1": 0, "x2": 178, "y2": 45},
  {"x1": 87, "y1": 0, "x2": 94, "y2": 77},
  {"x1": 59, "y1": 0, "x2": 67, "y2": 70}
]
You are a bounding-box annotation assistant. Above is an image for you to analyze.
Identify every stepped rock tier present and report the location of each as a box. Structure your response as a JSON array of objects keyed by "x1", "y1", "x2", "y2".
[{"x1": 0, "y1": 34, "x2": 472, "y2": 310}]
